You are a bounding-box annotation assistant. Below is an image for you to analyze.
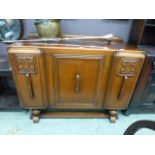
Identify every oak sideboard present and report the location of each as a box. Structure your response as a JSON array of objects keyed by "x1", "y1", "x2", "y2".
[{"x1": 8, "y1": 40, "x2": 145, "y2": 123}]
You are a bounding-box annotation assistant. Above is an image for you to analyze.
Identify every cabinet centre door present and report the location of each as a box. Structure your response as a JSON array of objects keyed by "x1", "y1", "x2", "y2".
[{"x1": 46, "y1": 54, "x2": 108, "y2": 109}]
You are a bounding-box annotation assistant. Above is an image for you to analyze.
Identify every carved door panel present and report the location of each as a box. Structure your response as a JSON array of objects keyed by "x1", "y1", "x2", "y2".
[
  {"x1": 45, "y1": 53, "x2": 110, "y2": 109},
  {"x1": 8, "y1": 48, "x2": 47, "y2": 109},
  {"x1": 104, "y1": 51, "x2": 145, "y2": 109}
]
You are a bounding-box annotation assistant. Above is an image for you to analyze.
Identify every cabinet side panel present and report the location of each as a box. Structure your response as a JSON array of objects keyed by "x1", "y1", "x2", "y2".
[
  {"x1": 104, "y1": 51, "x2": 145, "y2": 109},
  {"x1": 8, "y1": 48, "x2": 47, "y2": 109}
]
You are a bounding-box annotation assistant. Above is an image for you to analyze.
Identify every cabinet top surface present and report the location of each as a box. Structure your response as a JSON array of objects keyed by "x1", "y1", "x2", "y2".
[{"x1": 8, "y1": 40, "x2": 143, "y2": 52}]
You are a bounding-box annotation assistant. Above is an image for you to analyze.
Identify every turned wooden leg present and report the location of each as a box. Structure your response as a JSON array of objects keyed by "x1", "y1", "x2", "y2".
[
  {"x1": 32, "y1": 110, "x2": 41, "y2": 123},
  {"x1": 109, "y1": 110, "x2": 117, "y2": 123}
]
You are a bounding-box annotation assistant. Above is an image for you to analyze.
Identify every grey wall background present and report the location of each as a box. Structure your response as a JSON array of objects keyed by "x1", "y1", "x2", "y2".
[{"x1": 0, "y1": 19, "x2": 132, "y2": 55}]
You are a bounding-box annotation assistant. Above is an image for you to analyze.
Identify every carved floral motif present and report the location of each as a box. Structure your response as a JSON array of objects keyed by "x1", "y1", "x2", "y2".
[
  {"x1": 13, "y1": 54, "x2": 37, "y2": 74},
  {"x1": 117, "y1": 57, "x2": 139, "y2": 77}
]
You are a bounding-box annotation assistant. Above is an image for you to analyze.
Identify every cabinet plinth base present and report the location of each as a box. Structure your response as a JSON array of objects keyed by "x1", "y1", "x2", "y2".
[
  {"x1": 40, "y1": 111, "x2": 109, "y2": 118},
  {"x1": 30, "y1": 110, "x2": 118, "y2": 123}
]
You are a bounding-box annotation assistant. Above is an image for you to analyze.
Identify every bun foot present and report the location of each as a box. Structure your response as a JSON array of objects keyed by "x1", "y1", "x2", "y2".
[
  {"x1": 33, "y1": 116, "x2": 39, "y2": 123},
  {"x1": 110, "y1": 116, "x2": 116, "y2": 123},
  {"x1": 32, "y1": 110, "x2": 41, "y2": 115},
  {"x1": 109, "y1": 110, "x2": 117, "y2": 123},
  {"x1": 32, "y1": 110, "x2": 41, "y2": 123}
]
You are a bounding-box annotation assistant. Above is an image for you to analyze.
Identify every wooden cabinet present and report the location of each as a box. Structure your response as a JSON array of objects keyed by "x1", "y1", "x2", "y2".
[
  {"x1": 124, "y1": 46, "x2": 155, "y2": 115},
  {"x1": 8, "y1": 43, "x2": 145, "y2": 123}
]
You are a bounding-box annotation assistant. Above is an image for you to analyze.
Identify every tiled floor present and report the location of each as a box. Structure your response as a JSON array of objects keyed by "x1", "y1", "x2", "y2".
[{"x1": 0, "y1": 111, "x2": 155, "y2": 135}]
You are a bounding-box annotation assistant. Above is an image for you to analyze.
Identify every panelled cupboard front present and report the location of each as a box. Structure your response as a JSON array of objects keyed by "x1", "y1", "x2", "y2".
[{"x1": 8, "y1": 45, "x2": 145, "y2": 123}]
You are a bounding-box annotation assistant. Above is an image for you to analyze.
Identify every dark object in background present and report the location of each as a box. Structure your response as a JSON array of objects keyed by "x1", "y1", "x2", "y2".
[
  {"x1": 125, "y1": 19, "x2": 155, "y2": 115},
  {"x1": 123, "y1": 120, "x2": 155, "y2": 135},
  {"x1": 128, "y1": 19, "x2": 155, "y2": 46},
  {"x1": 124, "y1": 46, "x2": 155, "y2": 115},
  {"x1": 0, "y1": 19, "x2": 24, "y2": 110},
  {"x1": 0, "y1": 19, "x2": 23, "y2": 41},
  {"x1": 0, "y1": 56, "x2": 21, "y2": 110}
]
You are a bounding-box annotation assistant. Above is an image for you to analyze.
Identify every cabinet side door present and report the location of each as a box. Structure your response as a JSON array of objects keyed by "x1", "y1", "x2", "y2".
[
  {"x1": 104, "y1": 51, "x2": 145, "y2": 109},
  {"x1": 8, "y1": 47, "x2": 47, "y2": 109}
]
